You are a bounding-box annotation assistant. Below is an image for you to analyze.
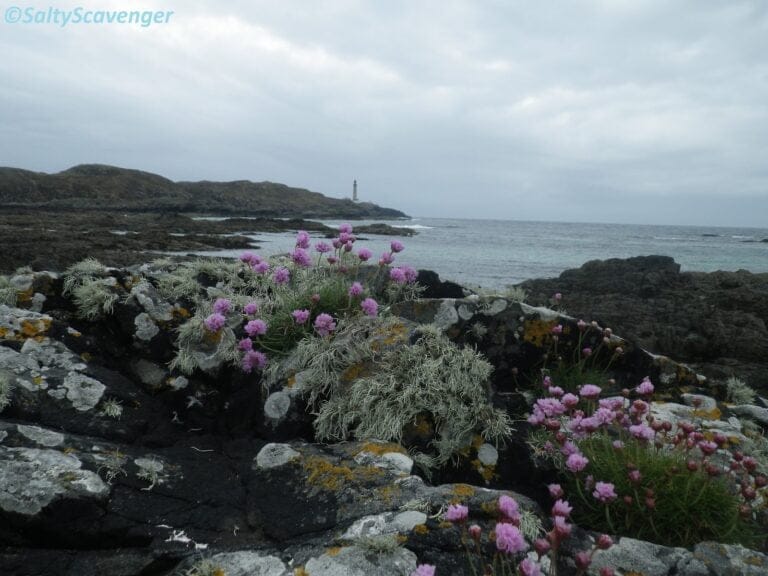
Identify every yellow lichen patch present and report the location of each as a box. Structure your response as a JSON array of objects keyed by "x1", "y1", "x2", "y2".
[
  {"x1": 358, "y1": 441, "x2": 407, "y2": 456},
  {"x1": 326, "y1": 546, "x2": 343, "y2": 557},
  {"x1": 452, "y1": 484, "x2": 476, "y2": 499},
  {"x1": 286, "y1": 375, "x2": 297, "y2": 389},
  {"x1": 340, "y1": 362, "x2": 370, "y2": 383},
  {"x1": 396, "y1": 534, "x2": 407, "y2": 544},
  {"x1": 480, "y1": 501, "x2": 498, "y2": 515},
  {"x1": 63, "y1": 447, "x2": 77, "y2": 454},
  {"x1": 413, "y1": 523, "x2": 429, "y2": 535},
  {"x1": 173, "y1": 306, "x2": 191, "y2": 319},
  {"x1": 33, "y1": 376, "x2": 44, "y2": 386},
  {"x1": 745, "y1": 555, "x2": 765, "y2": 567},
  {"x1": 203, "y1": 330, "x2": 223, "y2": 344},
  {"x1": 0, "y1": 327, "x2": 8, "y2": 339},
  {"x1": 16, "y1": 287, "x2": 34, "y2": 304},
  {"x1": 693, "y1": 407, "x2": 722, "y2": 420},
  {"x1": 20, "y1": 318, "x2": 51, "y2": 339},
  {"x1": 212, "y1": 569, "x2": 226, "y2": 576},
  {"x1": 379, "y1": 322, "x2": 409, "y2": 346},
  {"x1": 470, "y1": 434, "x2": 484, "y2": 450},
  {"x1": 376, "y1": 484, "x2": 401, "y2": 505},
  {"x1": 522, "y1": 319, "x2": 557, "y2": 348},
  {"x1": 80, "y1": 352, "x2": 92, "y2": 363},
  {"x1": 438, "y1": 521, "x2": 453, "y2": 529},
  {"x1": 472, "y1": 459, "x2": 497, "y2": 484},
  {"x1": 303, "y1": 456, "x2": 382, "y2": 492},
  {"x1": 294, "y1": 568, "x2": 309, "y2": 576}
]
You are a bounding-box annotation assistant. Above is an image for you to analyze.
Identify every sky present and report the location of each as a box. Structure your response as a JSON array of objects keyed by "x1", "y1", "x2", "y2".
[{"x1": 1, "y1": 0, "x2": 767, "y2": 227}]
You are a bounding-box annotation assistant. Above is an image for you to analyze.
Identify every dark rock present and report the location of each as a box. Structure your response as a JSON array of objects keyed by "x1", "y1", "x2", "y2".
[{"x1": 416, "y1": 269, "x2": 466, "y2": 299}]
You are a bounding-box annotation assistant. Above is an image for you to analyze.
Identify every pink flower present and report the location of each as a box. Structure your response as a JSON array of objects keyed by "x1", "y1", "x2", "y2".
[
  {"x1": 553, "y1": 292, "x2": 562, "y2": 301},
  {"x1": 390, "y1": 240, "x2": 405, "y2": 253},
  {"x1": 468, "y1": 524, "x2": 482, "y2": 539},
  {"x1": 357, "y1": 248, "x2": 372, "y2": 261},
  {"x1": 213, "y1": 298, "x2": 231, "y2": 315},
  {"x1": 241, "y1": 350, "x2": 267, "y2": 373},
  {"x1": 245, "y1": 319, "x2": 267, "y2": 337},
  {"x1": 582, "y1": 347, "x2": 592, "y2": 358},
  {"x1": 629, "y1": 424, "x2": 655, "y2": 442},
  {"x1": 238, "y1": 338, "x2": 253, "y2": 351},
  {"x1": 252, "y1": 261, "x2": 270, "y2": 274},
  {"x1": 314, "y1": 313, "x2": 336, "y2": 337},
  {"x1": 402, "y1": 265, "x2": 418, "y2": 282},
  {"x1": 562, "y1": 393, "x2": 580, "y2": 409},
  {"x1": 592, "y1": 482, "x2": 617, "y2": 503},
  {"x1": 243, "y1": 302, "x2": 259, "y2": 315},
  {"x1": 498, "y1": 495, "x2": 519, "y2": 520},
  {"x1": 348, "y1": 282, "x2": 364, "y2": 297},
  {"x1": 204, "y1": 313, "x2": 226, "y2": 332},
  {"x1": 566, "y1": 453, "x2": 589, "y2": 473},
  {"x1": 291, "y1": 248, "x2": 312, "y2": 268},
  {"x1": 552, "y1": 499, "x2": 572, "y2": 517},
  {"x1": 379, "y1": 252, "x2": 395, "y2": 266},
  {"x1": 361, "y1": 298, "x2": 378, "y2": 317},
  {"x1": 519, "y1": 558, "x2": 541, "y2": 576},
  {"x1": 389, "y1": 267, "x2": 407, "y2": 284},
  {"x1": 444, "y1": 504, "x2": 468, "y2": 522},
  {"x1": 273, "y1": 267, "x2": 290, "y2": 285},
  {"x1": 698, "y1": 440, "x2": 718, "y2": 456},
  {"x1": 574, "y1": 551, "x2": 591, "y2": 571},
  {"x1": 536, "y1": 397, "x2": 566, "y2": 418},
  {"x1": 291, "y1": 309, "x2": 310, "y2": 324},
  {"x1": 339, "y1": 223, "x2": 353, "y2": 234},
  {"x1": 295, "y1": 230, "x2": 311, "y2": 249},
  {"x1": 551, "y1": 324, "x2": 563, "y2": 335},
  {"x1": 548, "y1": 484, "x2": 564, "y2": 499},
  {"x1": 339, "y1": 232, "x2": 355, "y2": 244},
  {"x1": 494, "y1": 522, "x2": 528, "y2": 554},
  {"x1": 597, "y1": 534, "x2": 614, "y2": 550},
  {"x1": 315, "y1": 241, "x2": 332, "y2": 254},
  {"x1": 411, "y1": 565, "x2": 435, "y2": 576},
  {"x1": 327, "y1": 256, "x2": 338, "y2": 265},
  {"x1": 553, "y1": 515, "x2": 571, "y2": 538},
  {"x1": 579, "y1": 384, "x2": 602, "y2": 400},
  {"x1": 635, "y1": 377, "x2": 654, "y2": 396}
]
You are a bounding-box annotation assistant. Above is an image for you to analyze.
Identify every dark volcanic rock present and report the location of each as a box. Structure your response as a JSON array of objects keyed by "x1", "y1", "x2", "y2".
[{"x1": 520, "y1": 255, "x2": 768, "y2": 393}]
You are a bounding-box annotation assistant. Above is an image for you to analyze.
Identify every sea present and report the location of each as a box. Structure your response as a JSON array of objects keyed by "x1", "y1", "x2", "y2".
[{"x1": 187, "y1": 218, "x2": 768, "y2": 290}]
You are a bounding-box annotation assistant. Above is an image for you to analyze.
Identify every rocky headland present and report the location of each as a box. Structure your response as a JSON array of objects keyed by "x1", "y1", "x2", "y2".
[{"x1": 1, "y1": 249, "x2": 768, "y2": 576}]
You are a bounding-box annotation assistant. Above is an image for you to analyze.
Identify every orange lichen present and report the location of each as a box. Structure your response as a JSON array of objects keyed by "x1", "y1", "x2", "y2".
[
  {"x1": 20, "y1": 318, "x2": 51, "y2": 338},
  {"x1": 303, "y1": 456, "x2": 382, "y2": 492},
  {"x1": 358, "y1": 441, "x2": 407, "y2": 456},
  {"x1": 452, "y1": 484, "x2": 476, "y2": 498},
  {"x1": 438, "y1": 521, "x2": 453, "y2": 529},
  {"x1": 294, "y1": 568, "x2": 309, "y2": 576},
  {"x1": 472, "y1": 459, "x2": 497, "y2": 483},
  {"x1": 341, "y1": 362, "x2": 369, "y2": 383},
  {"x1": 326, "y1": 546, "x2": 343, "y2": 557},
  {"x1": 693, "y1": 407, "x2": 722, "y2": 420},
  {"x1": 173, "y1": 307, "x2": 191, "y2": 319},
  {"x1": 413, "y1": 523, "x2": 429, "y2": 535},
  {"x1": 212, "y1": 569, "x2": 226, "y2": 576},
  {"x1": 522, "y1": 319, "x2": 557, "y2": 347},
  {"x1": 286, "y1": 375, "x2": 297, "y2": 389}
]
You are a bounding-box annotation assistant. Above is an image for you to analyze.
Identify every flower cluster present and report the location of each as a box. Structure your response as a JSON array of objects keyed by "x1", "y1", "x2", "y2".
[{"x1": 528, "y1": 374, "x2": 766, "y2": 546}]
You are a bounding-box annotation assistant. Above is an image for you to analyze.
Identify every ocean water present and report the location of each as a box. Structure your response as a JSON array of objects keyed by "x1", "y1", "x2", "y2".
[{"x1": 187, "y1": 218, "x2": 768, "y2": 289}]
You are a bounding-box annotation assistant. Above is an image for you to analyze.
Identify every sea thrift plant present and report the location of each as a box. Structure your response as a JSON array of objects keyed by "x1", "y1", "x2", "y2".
[{"x1": 527, "y1": 375, "x2": 765, "y2": 547}]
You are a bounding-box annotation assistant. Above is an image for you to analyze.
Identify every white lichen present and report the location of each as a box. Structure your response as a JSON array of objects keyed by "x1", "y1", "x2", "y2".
[{"x1": 725, "y1": 376, "x2": 757, "y2": 405}]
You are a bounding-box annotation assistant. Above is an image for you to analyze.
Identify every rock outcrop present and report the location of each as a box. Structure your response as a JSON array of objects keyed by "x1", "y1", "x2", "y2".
[{"x1": 1, "y1": 263, "x2": 767, "y2": 575}]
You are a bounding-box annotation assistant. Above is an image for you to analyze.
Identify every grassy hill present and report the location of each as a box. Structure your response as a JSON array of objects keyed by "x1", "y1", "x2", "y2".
[{"x1": 0, "y1": 164, "x2": 407, "y2": 218}]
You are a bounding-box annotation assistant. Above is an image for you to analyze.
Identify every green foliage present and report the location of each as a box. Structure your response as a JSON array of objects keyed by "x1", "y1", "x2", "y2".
[
  {"x1": 564, "y1": 433, "x2": 759, "y2": 548},
  {"x1": 298, "y1": 322, "x2": 513, "y2": 469}
]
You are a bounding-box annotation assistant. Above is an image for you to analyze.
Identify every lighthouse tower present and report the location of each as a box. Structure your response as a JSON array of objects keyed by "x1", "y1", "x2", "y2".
[{"x1": 352, "y1": 179, "x2": 358, "y2": 202}]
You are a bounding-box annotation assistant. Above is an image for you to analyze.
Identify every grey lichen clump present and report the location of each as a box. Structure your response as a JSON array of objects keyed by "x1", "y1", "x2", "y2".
[
  {"x1": 62, "y1": 258, "x2": 119, "y2": 320},
  {"x1": 725, "y1": 376, "x2": 757, "y2": 405},
  {"x1": 0, "y1": 372, "x2": 13, "y2": 412},
  {"x1": 0, "y1": 276, "x2": 18, "y2": 307},
  {"x1": 293, "y1": 320, "x2": 513, "y2": 470}
]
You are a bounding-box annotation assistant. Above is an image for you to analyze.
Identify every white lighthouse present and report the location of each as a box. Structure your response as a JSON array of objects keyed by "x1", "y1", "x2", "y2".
[{"x1": 352, "y1": 179, "x2": 358, "y2": 202}]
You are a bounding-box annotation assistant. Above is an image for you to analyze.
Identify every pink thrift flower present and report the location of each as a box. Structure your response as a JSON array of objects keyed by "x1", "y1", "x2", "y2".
[
  {"x1": 444, "y1": 504, "x2": 468, "y2": 522},
  {"x1": 494, "y1": 522, "x2": 527, "y2": 554},
  {"x1": 238, "y1": 338, "x2": 253, "y2": 351},
  {"x1": 252, "y1": 261, "x2": 270, "y2": 274},
  {"x1": 243, "y1": 302, "x2": 259, "y2": 315},
  {"x1": 582, "y1": 347, "x2": 593, "y2": 358},
  {"x1": 361, "y1": 297, "x2": 378, "y2": 317},
  {"x1": 379, "y1": 252, "x2": 395, "y2": 266},
  {"x1": 291, "y1": 309, "x2": 310, "y2": 324},
  {"x1": 390, "y1": 240, "x2": 405, "y2": 253},
  {"x1": 213, "y1": 298, "x2": 231, "y2": 315},
  {"x1": 562, "y1": 393, "x2": 580, "y2": 409},
  {"x1": 575, "y1": 551, "x2": 592, "y2": 571},
  {"x1": 314, "y1": 313, "x2": 337, "y2": 337},
  {"x1": 245, "y1": 319, "x2": 267, "y2": 337},
  {"x1": 402, "y1": 265, "x2": 418, "y2": 282},
  {"x1": 629, "y1": 424, "x2": 655, "y2": 442},
  {"x1": 579, "y1": 384, "x2": 602, "y2": 400},
  {"x1": 291, "y1": 248, "x2": 312, "y2": 268},
  {"x1": 553, "y1": 515, "x2": 572, "y2": 538},
  {"x1": 344, "y1": 242, "x2": 354, "y2": 252},
  {"x1": 551, "y1": 324, "x2": 563, "y2": 335},
  {"x1": 357, "y1": 248, "x2": 372, "y2": 261},
  {"x1": 498, "y1": 495, "x2": 519, "y2": 520},
  {"x1": 698, "y1": 440, "x2": 718, "y2": 456},
  {"x1": 518, "y1": 558, "x2": 541, "y2": 576},
  {"x1": 204, "y1": 313, "x2": 226, "y2": 332},
  {"x1": 552, "y1": 499, "x2": 572, "y2": 517},
  {"x1": 273, "y1": 267, "x2": 290, "y2": 285},
  {"x1": 566, "y1": 453, "x2": 589, "y2": 473},
  {"x1": 636, "y1": 377, "x2": 655, "y2": 396},
  {"x1": 339, "y1": 223, "x2": 353, "y2": 234},
  {"x1": 411, "y1": 565, "x2": 435, "y2": 576},
  {"x1": 348, "y1": 282, "x2": 364, "y2": 297},
  {"x1": 597, "y1": 534, "x2": 614, "y2": 550},
  {"x1": 468, "y1": 524, "x2": 482, "y2": 539},
  {"x1": 327, "y1": 256, "x2": 339, "y2": 265},
  {"x1": 315, "y1": 241, "x2": 332, "y2": 254},
  {"x1": 553, "y1": 292, "x2": 562, "y2": 301},
  {"x1": 295, "y1": 230, "x2": 311, "y2": 249},
  {"x1": 548, "y1": 484, "x2": 564, "y2": 499},
  {"x1": 593, "y1": 482, "x2": 617, "y2": 503},
  {"x1": 339, "y1": 232, "x2": 355, "y2": 244},
  {"x1": 548, "y1": 386, "x2": 564, "y2": 398},
  {"x1": 389, "y1": 267, "x2": 407, "y2": 284},
  {"x1": 241, "y1": 350, "x2": 267, "y2": 373}
]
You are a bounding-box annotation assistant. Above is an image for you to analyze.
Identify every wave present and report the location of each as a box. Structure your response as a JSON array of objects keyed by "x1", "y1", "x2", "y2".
[
  {"x1": 732, "y1": 235, "x2": 754, "y2": 240},
  {"x1": 392, "y1": 224, "x2": 434, "y2": 230}
]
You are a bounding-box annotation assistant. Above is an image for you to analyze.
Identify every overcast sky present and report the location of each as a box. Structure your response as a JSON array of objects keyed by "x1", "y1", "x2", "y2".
[{"x1": 2, "y1": 1, "x2": 767, "y2": 226}]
